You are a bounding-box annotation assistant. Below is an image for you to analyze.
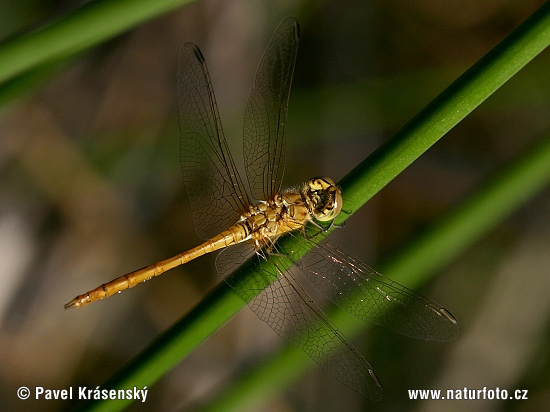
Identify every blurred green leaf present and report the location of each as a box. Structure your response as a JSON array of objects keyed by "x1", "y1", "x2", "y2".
[{"x1": 0, "y1": 0, "x2": 196, "y2": 85}]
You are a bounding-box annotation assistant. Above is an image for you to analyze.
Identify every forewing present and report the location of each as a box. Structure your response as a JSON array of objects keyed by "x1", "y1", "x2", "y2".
[
  {"x1": 178, "y1": 43, "x2": 251, "y2": 239},
  {"x1": 243, "y1": 17, "x2": 298, "y2": 201},
  {"x1": 291, "y1": 238, "x2": 460, "y2": 342},
  {"x1": 216, "y1": 242, "x2": 383, "y2": 400}
]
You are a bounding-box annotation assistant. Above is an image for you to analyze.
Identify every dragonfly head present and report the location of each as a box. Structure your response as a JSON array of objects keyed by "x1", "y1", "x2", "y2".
[{"x1": 302, "y1": 177, "x2": 343, "y2": 222}]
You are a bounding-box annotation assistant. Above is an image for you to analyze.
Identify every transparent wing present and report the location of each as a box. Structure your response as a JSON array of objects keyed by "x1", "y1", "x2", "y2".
[
  {"x1": 216, "y1": 243, "x2": 383, "y2": 400},
  {"x1": 243, "y1": 17, "x2": 298, "y2": 201},
  {"x1": 178, "y1": 43, "x2": 252, "y2": 240},
  {"x1": 289, "y1": 237, "x2": 460, "y2": 342}
]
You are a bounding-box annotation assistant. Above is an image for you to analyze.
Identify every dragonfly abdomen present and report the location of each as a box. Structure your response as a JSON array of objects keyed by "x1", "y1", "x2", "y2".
[
  {"x1": 64, "y1": 223, "x2": 249, "y2": 309},
  {"x1": 64, "y1": 191, "x2": 321, "y2": 309}
]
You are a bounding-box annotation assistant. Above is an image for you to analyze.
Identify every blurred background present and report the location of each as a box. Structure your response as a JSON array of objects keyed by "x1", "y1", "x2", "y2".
[{"x1": 0, "y1": 0, "x2": 549, "y2": 411}]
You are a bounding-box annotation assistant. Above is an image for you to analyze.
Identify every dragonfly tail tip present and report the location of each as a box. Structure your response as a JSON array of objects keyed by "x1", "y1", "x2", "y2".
[{"x1": 64, "y1": 299, "x2": 79, "y2": 310}]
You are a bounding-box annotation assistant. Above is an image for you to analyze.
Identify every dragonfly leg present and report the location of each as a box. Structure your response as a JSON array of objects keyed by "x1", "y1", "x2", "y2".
[{"x1": 303, "y1": 219, "x2": 334, "y2": 240}]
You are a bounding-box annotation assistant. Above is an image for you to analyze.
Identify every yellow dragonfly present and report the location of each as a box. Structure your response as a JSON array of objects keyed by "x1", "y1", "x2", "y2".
[{"x1": 65, "y1": 17, "x2": 459, "y2": 399}]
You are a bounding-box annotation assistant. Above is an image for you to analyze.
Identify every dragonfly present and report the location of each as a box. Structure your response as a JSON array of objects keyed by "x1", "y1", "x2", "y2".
[{"x1": 65, "y1": 17, "x2": 460, "y2": 400}]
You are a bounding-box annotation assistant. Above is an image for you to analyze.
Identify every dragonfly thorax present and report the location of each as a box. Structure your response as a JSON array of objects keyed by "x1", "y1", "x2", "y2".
[
  {"x1": 301, "y1": 177, "x2": 343, "y2": 222},
  {"x1": 239, "y1": 194, "x2": 308, "y2": 250}
]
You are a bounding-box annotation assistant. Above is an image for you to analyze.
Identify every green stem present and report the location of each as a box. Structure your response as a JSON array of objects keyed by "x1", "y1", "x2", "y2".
[
  {"x1": 0, "y1": 0, "x2": 196, "y2": 85},
  {"x1": 77, "y1": 3, "x2": 550, "y2": 411},
  {"x1": 338, "y1": 2, "x2": 550, "y2": 215}
]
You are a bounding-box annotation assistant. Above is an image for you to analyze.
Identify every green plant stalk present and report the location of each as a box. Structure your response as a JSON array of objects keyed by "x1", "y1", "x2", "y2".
[
  {"x1": 204, "y1": 132, "x2": 550, "y2": 412},
  {"x1": 0, "y1": 61, "x2": 70, "y2": 107},
  {"x1": 0, "y1": 0, "x2": 196, "y2": 85},
  {"x1": 77, "y1": 3, "x2": 550, "y2": 411},
  {"x1": 337, "y1": 2, "x2": 550, "y2": 216}
]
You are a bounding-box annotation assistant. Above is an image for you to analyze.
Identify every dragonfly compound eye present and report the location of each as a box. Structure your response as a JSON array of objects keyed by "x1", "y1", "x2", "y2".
[{"x1": 304, "y1": 178, "x2": 343, "y2": 222}]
